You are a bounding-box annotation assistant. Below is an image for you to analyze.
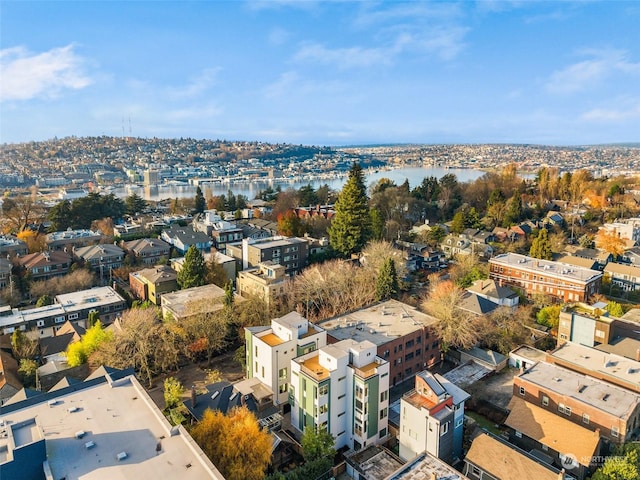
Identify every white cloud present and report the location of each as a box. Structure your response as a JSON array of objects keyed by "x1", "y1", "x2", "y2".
[
  {"x1": 167, "y1": 68, "x2": 221, "y2": 99},
  {"x1": 581, "y1": 99, "x2": 640, "y2": 122},
  {"x1": 268, "y1": 27, "x2": 291, "y2": 46},
  {"x1": 293, "y1": 42, "x2": 392, "y2": 69},
  {"x1": 546, "y1": 49, "x2": 640, "y2": 94},
  {"x1": 0, "y1": 44, "x2": 92, "y2": 101}
]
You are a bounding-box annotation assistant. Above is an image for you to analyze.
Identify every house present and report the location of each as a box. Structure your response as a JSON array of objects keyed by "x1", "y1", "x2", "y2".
[
  {"x1": 463, "y1": 432, "x2": 567, "y2": 480},
  {"x1": 604, "y1": 262, "x2": 640, "y2": 292},
  {"x1": 621, "y1": 246, "x2": 640, "y2": 265},
  {"x1": 508, "y1": 345, "x2": 547, "y2": 369},
  {"x1": 245, "y1": 311, "x2": 327, "y2": 408},
  {"x1": 459, "y1": 347, "x2": 507, "y2": 372},
  {"x1": 514, "y1": 361, "x2": 640, "y2": 443},
  {"x1": 290, "y1": 339, "x2": 390, "y2": 451},
  {"x1": 553, "y1": 254, "x2": 599, "y2": 271},
  {"x1": 0, "y1": 367, "x2": 224, "y2": 480},
  {"x1": 398, "y1": 371, "x2": 469, "y2": 463},
  {"x1": 129, "y1": 265, "x2": 178, "y2": 305},
  {"x1": 171, "y1": 251, "x2": 236, "y2": 285},
  {"x1": 122, "y1": 237, "x2": 171, "y2": 265},
  {"x1": 0, "y1": 286, "x2": 127, "y2": 338},
  {"x1": 441, "y1": 234, "x2": 493, "y2": 259},
  {"x1": 505, "y1": 396, "x2": 600, "y2": 480},
  {"x1": 458, "y1": 291, "x2": 500, "y2": 316},
  {"x1": 467, "y1": 279, "x2": 519, "y2": 308},
  {"x1": 563, "y1": 245, "x2": 612, "y2": 270},
  {"x1": 0, "y1": 235, "x2": 27, "y2": 258},
  {"x1": 226, "y1": 236, "x2": 309, "y2": 275},
  {"x1": 45, "y1": 229, "x2": 102, "y2": 251},
  {"x1": 16, "y1": 251, "x2": 72, "y2": 281},
  {"x1": 318, "y1": 299, "x2": 441, "y2": 387},
  {"x1": 73, "y1": 244, "x2": 124, "y2": 281},
  {"x1": 0, "y1": 257, "x2": 12, "y2": 289},
  {"x1": 489, "y1": 253, "x2": 602, "y2": 303},
  {"x1": 237, "y1": 261, "x2": 287, "y2": 306},
  {"x1": 160, "y1": 224, "x2": 213, "y2": 254}
]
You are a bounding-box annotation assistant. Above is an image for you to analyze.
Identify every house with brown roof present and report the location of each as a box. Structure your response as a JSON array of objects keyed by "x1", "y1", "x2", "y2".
[
  {"x1": 16, "y1": 251, "x2": 72, "y2": 281},
  {"x1": 73, "y1": 244, "x2": 124, "y2": 281},
  {"x1": 463, "y1": 432, "x2": 566, "y2": 480},
  {"x1": 505, "y1": 396, "x2": 601, "y2": 480},
  {"x1": 122, "y1": 237, "x2": 171, "y2": 265},
  {"x1": 0, "y1": 350, "x2": 22, "y2": 405}
]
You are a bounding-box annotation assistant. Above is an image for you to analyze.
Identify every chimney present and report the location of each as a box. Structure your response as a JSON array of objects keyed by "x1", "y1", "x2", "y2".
[
  {"x1": 191, "y1": 385, "x2": 196, "y2": 408},
  {"x1": 558, "y1": 469, "x2": 565, "y2": 480},
  {"x1": 430, "y1": 474, "x2": 437, "y2": 480},
  {"x1": 636, "y1": 349, "x2": 640, "y2": 362}
]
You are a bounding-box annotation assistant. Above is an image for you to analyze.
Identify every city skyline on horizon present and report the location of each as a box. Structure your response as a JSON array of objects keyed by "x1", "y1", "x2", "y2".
[{"x1": 1, "y1": 1, "x2": 639, "y2": 146}]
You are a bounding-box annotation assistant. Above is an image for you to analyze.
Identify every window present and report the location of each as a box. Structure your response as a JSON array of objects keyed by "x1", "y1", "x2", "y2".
[
  {"x1": 37, "y1": 320, "x2": 45, "y2": 327},
  {"x1": 68, "y1": 313, "x2": 79, "y2": 320},
  {"x1": 279, "y1": 367, "x2": 287, "y2": 379},
  {"x1": 55, "y1": 316, "x2": 65, "y2": 324},
  {"x1": 405, "y1": 339, "x2": 414, "y2": 349},
  {"x1": 319, "y1": 404, "x2": 328, "y2": 414},
  {"x1": 379, "y1": 408, "x2": 387, "y2": 419},
  {"x1": 519, "y1": 386, "x2": 525, "y2": 396},
  {"x1": 261, "y1": 366, "x2": 265, "y2": 377},
  {"x1": 416, "y1": 336, "x2": 422, "y2": 344},
  {"x1": 612, "y1": 426, "x2": 619, "y2": 438},
  {"x1": 515, "y1": 431, "x2": 522, "y2": 438},
  {"x1": 472, "y1": 466, "x2": 481, "y2": 476},
  {"x1": 541, "y1": 444, "x2": 548, "y2": 451},
  {"x1": 542, "y1": 395, "x2": 549, "y2": 406},
  {"x1": 456, "y1": 418, "x2": 464, "y2": 428},
  {"x1": 558, "y1": 403, "x2": 571, "y2": 415},
  {"x1": 380, "y1": 391, "x2": 388, "y2": 402},
  {"x1": 379, "y1": 428, "x2": 387, "y2": 438},
  {"x1": 440, "y1": 421, "x2": 449, "y2": 436},
  {"x1": 255, "y1": 361, "x2": 258, "y2": 373},
  {"x1": 319, "y1": 385, "x2": 328, "y2": 396},
  {"x1": 279, "y1": 383, "x2": 287, "y2": 394},
  {"x1": 583, "y1": 413, "x2": 590, "y2": 424}
]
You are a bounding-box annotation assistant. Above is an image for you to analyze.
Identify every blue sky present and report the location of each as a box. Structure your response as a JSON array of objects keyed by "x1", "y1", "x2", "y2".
[{"x1": 1, "y1": 1, "x2": 639, "y2": 146}]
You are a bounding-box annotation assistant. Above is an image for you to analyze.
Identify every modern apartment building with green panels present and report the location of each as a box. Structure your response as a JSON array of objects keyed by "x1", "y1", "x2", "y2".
[
  {"x1": 290, "y1": 339, "x2": 390, "y2": 450},
  {"x1": 245, "y1": 311, "x2": 326, "y2": 407}
]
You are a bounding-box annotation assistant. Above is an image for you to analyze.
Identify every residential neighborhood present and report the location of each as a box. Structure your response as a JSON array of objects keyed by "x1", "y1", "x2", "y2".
[{"x1": 1, "y1": 151, "x2": 640, "y2": 480}]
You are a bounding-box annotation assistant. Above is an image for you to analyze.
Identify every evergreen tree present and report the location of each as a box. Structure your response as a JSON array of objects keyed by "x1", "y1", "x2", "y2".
[
  {"x1": 328, "y1": 162, "x2": 371, "y2": 257},
  {"x1": 529, "y1": 228, "x2": 553, "y2": 260},
  {"x1": 375, "y1": 257, "x2": 398, "y2": 301},
  {"x1": 125, "y1": 193, "x2": 148, "y2": 216},
  {"x1": 451, "y1": 211, "x2": 466, "y2": 234},
  {"x1": 502, "y1": 193, "x2": 523, "y2": 227},
  {"x1": 370, "y1": 207, "x2": 385, "y2": 241},
  {"x1": 194, "y1": 186, "x2": 206, "y2": 214},
  {"x1": 177, "y1": 245, "x2": 207, "y2": 289}
]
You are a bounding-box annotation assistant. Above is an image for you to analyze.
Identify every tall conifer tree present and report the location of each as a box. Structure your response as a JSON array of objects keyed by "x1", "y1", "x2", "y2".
[{"x1": 328, "y1": 162, "x2": 371, "y2": 257}]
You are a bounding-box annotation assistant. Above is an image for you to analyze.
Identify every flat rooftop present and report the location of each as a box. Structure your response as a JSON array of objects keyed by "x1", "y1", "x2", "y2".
[
  {"x1": 0, "y1": 374, "x2": 223, "y2": 480},
  {"x1": 346, "y1": 445, "x2": 403, "y2": 480},
  {"x1": 259, "y1": 332, "x2": 286, "y2": 347},
  {"x1": 318, "y1": 299, "x2": 438, "y2": 346},
  {"x1": 510, "y1": 345, "x2": 547, "y2": 363},
  {"x1": 298, "y1": 354, "x2": 330, "y2": 381},
  {"x1": 550, "y1": 342, "x2": 640, "y2": 390},
  {"x1": 517, "y1": 361, "x2": 640, "y2": 418},
  {"x1": 490, "y1": 253, "x2": 602, "y2": 284},
  {"x1": 386, "y1": 452, "x2": 469, "y2": 480},
  {"x1": 161, "y1": 284, "x2": 226, "y2": 317},
  {"x1": 56, "y1": 286, "x2": 126, "y2": 311}
]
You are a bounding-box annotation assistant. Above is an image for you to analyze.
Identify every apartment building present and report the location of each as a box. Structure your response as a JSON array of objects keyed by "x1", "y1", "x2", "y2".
[
  {"x1": 160, "y1": 283, "x2": 228, "y2": 321},
  {"x1": 547, "y1": 341, "x2": 640, "y2": 393},
  {"x1": 122, "y1": 238, "x2": 171, "y2": 265},
  {"x1": 514, "y1": 361, "x2": 640, "y2": 443},
  {"x1": 227, "y1": 236, "x2": 309, "y2": 275},
  {"x1": 45, "y1": 229, "x2": 102, "y2": 251},
  {"x1": 599, "y1": 219, "x2": 640, "y2": 244},
  {"x1": 0, "y1": 235, "x2": 27, "y2": 258},
  {"x1": 318, "y1": 300, "x2": 441, "y2": 387},
  {"x1": 398, "y1": 371, "x2": 469, "y2": 463},
  {"x1": 604, "y1": 262, "x2": 640, "y2": 292},
  {"x1": 16, "y1": 251, "x2": 72, "y2": 281},
  {"x1": 171, "y1": 251, "x2": 236, "y2": 285},
  {"x1": 489, "y1": 253, "x2": 602, "y2": 302},
  {"x1": 237, "y1": 261, "x2": 287, "y2": 306},
  {"x1": 245, "y1": 311, "x2": 327, "y2": 407},
  {"x1": 0, "y1": 286, "x2": 127, "y2": 338},
  {"x1": 290, "y1": 339, "x2": 390, "y2": 451},
  {"x1": 129, "y1": 265, "x2": 178, "y2": 305},
  {"x1": 192, "y1": 210, "x2": 243, "y2": 250}
]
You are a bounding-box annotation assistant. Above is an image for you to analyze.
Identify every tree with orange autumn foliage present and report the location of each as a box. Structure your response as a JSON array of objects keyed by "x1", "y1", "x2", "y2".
[
  {"x1": 16, "y1": 229, "x2": 45, "y2": 253},
  {"x1": 595, "y1": 228, "x2": 627, "y2": 258},
  {"x1": 421, "y1": 280, "x2": 480, "y2": 352},
  {"x1": 190, "y1": 406, "x2": 271, "y2": 480}
]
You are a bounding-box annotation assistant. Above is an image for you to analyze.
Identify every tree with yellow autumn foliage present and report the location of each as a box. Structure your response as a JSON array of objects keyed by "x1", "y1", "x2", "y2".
[
  {"x1": 190, "y1": 406, "x2": 271, "y2": 480},
  {"x1": 595, "y1": 228, "x2": 627, "y2": 258}
]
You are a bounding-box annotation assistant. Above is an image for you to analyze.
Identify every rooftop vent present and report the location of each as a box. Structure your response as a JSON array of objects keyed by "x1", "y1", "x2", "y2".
[
  {"x1": 85, "y1": 441, "x2": 95, "y2": 449},
  {"x1": 116, "y1": 451, "x2": 128, "y2": 461}
]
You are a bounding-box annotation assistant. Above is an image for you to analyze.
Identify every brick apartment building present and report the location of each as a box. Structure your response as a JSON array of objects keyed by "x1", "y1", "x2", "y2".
[{"x1": 489, "y1": 253, "x2": 602, "y2": 303}]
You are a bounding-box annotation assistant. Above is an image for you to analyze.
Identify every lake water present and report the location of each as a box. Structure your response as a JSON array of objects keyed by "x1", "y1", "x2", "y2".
[{"x1": 113, "y1": 165, "x2": 487, "y2": 201}]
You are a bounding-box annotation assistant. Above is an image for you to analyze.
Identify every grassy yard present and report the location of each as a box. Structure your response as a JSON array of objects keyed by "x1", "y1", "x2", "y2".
[{"x1": 465, "y1": 411, "x2": 503, "y2": 436}]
